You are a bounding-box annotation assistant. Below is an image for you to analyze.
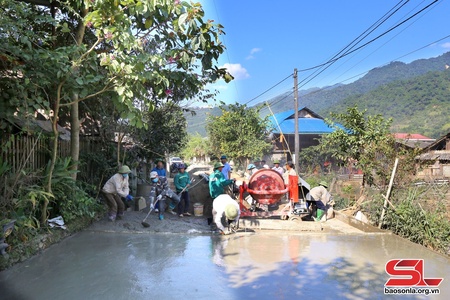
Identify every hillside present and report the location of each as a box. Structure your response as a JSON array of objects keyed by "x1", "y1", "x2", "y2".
[
  {"x1": 186, "y1": 52, "x2": 450, "y2": 137},
  {"x1": 184, "y1": 106, "x2": 222, "y2": 136},
  {"x1": 267, "y1": 52, "x2": 450, "y2": 115},
  {"x1": 335, "y1": 69, "x2": 450, "y2": 139}
]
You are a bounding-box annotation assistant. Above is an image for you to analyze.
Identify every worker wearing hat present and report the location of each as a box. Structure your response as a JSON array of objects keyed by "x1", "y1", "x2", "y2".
[
  {"x1": 253, "y1": 159, "x2": 262, "y2": 169},
  {"x1": 174, "y1": 164, "x2": 191, "y2": 217},
  {"x1": 220, "y1": 155, "x2": 231, "y2": 180},
  {"x1": 102, "y1": 165, "x2": 133, "y2": 221},
  {"x1": 245, "y1": 163, "x2": 257, "y2": 180},
  {"x1": 209, "y1": 162, "x2": 235, "y2": 200},
  {"x1": 149, "y1": 171, "x2": 180, "y2": 220},
  {"x1": 212, "y1": 194, "x2": 240, "y2": 235},
  {"x1": 272, "y1": 160, "x2": 284, "y2": 176},
  {"x1": 306, "y1": 181, "x2": 332, "y2": 222}
]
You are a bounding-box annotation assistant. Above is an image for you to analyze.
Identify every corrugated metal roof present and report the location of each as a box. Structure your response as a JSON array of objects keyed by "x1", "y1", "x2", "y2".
[
  {"x1": 271, "y1": 118, "x2": 335, "y2": 134},
  {"x1": 269, "y1": 107, "x2": 340, "y2": 134},
  {"x1": 397, "y1": 139, "x2": 435, "y2": 149},
  {"x1": 416, "y1": 150, "x2": 450, "y2": 161},
  {"x1": 394, "y1": 133, "x2": 433, "y2": 140}
]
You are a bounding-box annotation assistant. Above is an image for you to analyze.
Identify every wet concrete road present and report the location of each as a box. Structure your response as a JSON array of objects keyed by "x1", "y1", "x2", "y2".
[{"x1": 1, "y1": 231, "x2": 449, "y2": 299}]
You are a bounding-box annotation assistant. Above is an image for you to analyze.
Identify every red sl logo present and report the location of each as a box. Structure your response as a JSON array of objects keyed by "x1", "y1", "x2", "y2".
[{"x1": 385, "y1": 259, "x2": 443, "y2": 287}]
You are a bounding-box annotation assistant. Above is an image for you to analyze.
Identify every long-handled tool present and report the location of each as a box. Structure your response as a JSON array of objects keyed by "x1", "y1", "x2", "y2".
[
  {"x1": 141, "y1": 180, "x2": 193, "y2": 227},
  {"x1": 141, "y1": 198, "x2": 159, "y2": 228}
]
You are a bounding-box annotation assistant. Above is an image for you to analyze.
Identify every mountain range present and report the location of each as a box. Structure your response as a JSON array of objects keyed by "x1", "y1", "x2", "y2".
[{"x1": 186, "y1": 51, "x2": 450, "y2": 139}]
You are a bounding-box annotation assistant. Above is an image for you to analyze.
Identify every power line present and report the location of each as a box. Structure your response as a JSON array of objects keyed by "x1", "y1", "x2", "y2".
[
  {"x1": 299, "y1": 0, "x2": 438, "y2": 88},
  {"x1": 296, "y1": 0, "x2": 410, "y2": 90},
  {"x1": 265, "y1": 1, "x2": 440, "y2": 106},
  {"x1": 190, "y1": 1, "x2": 446, "y2": 127},
  {"x1": 243, "y1": 73, "x2": 293, "y2": 105},
  {"x1": 188, "y1": 30, "x2": 450, "y2": 129},
  {"x1": 326, "y1": 0, "x2": 434, "y2": 84},
  {"x1": 297, "y1": 0, "x2": 439, "y2": 74},
  {"x1": 259, "y1": 0, "x2": 415, "y2": 109},
  {"x1": 259, "y1": 32, "x2": 450, "y2": 112}
]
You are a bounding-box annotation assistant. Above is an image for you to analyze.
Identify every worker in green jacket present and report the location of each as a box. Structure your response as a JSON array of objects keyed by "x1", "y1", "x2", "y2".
[
  {"x1": 209, "y1": 162, "x2": 235, "y2": 200},
  {"x1": 174, "y1": 163, "x2": 191, "y2": 217}
]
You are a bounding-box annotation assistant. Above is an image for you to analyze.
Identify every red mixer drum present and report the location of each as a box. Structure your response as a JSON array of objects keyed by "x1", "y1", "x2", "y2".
[{"x1": 247, "y1": 169, "x2": 289, "y2": 205}]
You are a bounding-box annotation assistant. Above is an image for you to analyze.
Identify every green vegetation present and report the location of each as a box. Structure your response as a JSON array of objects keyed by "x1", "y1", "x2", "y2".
[
  {"x1": 206, "y1": 103, "x2": 272, "y2": 169},
  {"x1": 185, "y1": 107, "x2": 222, "y2": 136},
  {"x1": 0, "y1": 0, "x2": 231, "y2": 267},
  {"x1": 335, "y1": 70, "x2": 450, "y2": 138},
  {"x1": 360, "y1": 185, "x2": 450, "y2": 255},
  {"x1": 319, "y1": 106, "x2": 398, "y2": 187},
  {"x1": 301, "y1": 107, "x2": 448, "y2": 255},
  {"x1": 385, "y1": 197, "x2": 449, "y2": 253},
  {"x1": 129, "y1": 103, "x2": 188, "y2": 162},
  {"x1": 181, "y1": 133, "x2": 212, "y2": 162},
  {"x1": 187, "y1": 52, "x2": 450, "y2": 139}
]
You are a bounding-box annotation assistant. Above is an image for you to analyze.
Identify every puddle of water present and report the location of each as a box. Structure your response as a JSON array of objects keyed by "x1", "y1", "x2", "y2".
[{"x1": 0, "y1": 232, "x2": 448, "y2": 299}]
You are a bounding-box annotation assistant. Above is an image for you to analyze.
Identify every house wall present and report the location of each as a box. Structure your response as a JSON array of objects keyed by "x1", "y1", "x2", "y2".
[
  {"x1": 272, "y1": 133, "x2": 322, "y2": 156},
  {"x1": 416, "y1": 161, "x2": 450, "y2": 179}
]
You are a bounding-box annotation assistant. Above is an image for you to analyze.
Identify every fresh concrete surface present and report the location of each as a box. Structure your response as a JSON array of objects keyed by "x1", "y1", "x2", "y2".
[{"x1": 1, "y1": 230, "x2": 449, "y2": 299}]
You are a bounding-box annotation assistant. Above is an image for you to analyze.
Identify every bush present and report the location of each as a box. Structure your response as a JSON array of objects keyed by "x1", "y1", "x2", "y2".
[
  {"x1": 383, "y1": 198, "x2": 450, "y2": 254},
  {"x1": 48, "y1": 158, "x2": 102, "y2": 222}
]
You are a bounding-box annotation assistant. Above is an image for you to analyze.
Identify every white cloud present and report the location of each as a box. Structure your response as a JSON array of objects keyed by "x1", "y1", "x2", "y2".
[
  {"x1": 441, "y1": 42, "x2": 450, "y2": 49},
  {"x1": 221, "y1": 63, "x2": 250, "y2": 80},
  {"x1": 246, "y1": 47, "x2": 262, "y2": 60},
  {"x1": 250, "y1": 48, "x2": 262, "y2": 55}
]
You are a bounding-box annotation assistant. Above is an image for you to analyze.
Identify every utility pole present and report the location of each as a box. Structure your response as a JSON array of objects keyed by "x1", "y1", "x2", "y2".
[{"x1": 294, "y1": 68, "x2": 299, "y2": 173}]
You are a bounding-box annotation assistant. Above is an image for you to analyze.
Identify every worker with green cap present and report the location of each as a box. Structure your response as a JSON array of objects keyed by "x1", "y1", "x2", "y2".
[
  {"x1": 272, "y1": 159, "x2": 284, "y2": 176},
  {"x1": 306, "y1": 181, "x2": 332, "y2": 222},
  {"x1": 102, "y1": 165, "x2": 133, "y2": 221},
  {"x1": 209, "y1": 162, "x2": 235, "y2": 200},
  {"x1": 212, "y1": 194, "x2": 240, "y2": 235}
]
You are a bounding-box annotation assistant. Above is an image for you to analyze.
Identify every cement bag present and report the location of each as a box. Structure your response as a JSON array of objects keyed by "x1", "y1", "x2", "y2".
[
  {"x1": 326, "y1": 205, "x2": 334, "y2": 219},
  {"x1": 355, "y1": 211, "x2": 369, "y2": 223}
]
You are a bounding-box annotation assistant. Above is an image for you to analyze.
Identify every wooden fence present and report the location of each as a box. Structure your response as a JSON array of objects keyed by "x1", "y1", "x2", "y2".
[{"x1": 1, "y1": 133, "x2": 100, "y2": 177}]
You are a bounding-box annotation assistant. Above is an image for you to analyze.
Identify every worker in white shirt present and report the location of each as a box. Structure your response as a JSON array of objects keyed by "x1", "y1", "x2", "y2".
[
  {"x1": 102, "y1": 165, "x2": 133, "y2": 221},
  {"x1": 212, "y1": 194, "x2": 240, "y2": 235},
  {"x1": 272, "y1": 160, "x2": 284, "y2": 176},
  {"x1": 307, "y1": 181, "x2": 332, "y2": 221}
]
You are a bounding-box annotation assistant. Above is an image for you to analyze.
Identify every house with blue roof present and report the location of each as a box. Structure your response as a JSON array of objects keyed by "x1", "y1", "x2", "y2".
[{"x1": 268, "y1": 107, "x2": 340, "y2": 162}]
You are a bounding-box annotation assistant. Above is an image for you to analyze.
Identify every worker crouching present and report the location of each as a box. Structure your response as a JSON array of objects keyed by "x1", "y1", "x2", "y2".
[
  {"x1": 212, "y1": 194, "x2": 240, "y2": 235},
  {"x1": 102, "y1": 165, "x2": 134, "y2": 221},
  {"x1": 148, "y1": 171, "x2": 180, "y2": 220},
  {"x1": 306, "y1": 181, "x2": 333, "y2": 222}
]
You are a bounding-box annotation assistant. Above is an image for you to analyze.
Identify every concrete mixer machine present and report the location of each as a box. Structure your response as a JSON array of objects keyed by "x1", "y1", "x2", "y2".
[{"x1": 238, "y1": 168, "x2": 310, "y2": 221}]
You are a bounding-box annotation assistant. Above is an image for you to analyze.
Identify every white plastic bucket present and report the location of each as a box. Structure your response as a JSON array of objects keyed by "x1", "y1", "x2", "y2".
[{"x1": 193, "y1": 203, "x2": 204, "y2": 217}]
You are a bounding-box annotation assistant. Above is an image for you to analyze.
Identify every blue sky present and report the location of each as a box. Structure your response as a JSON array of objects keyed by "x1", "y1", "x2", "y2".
[{"x1": 197, "y1": 0, "x2": 450, "y2": 107}]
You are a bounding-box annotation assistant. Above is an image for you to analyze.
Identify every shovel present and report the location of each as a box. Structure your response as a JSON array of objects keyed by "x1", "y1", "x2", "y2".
[{"x1": 141, "y1": 198, "x2": 160, "y2": 228}]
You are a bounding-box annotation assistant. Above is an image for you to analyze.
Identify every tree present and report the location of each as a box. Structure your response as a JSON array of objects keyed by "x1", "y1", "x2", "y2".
[
  {"x1": 181, "y1": 133, "x2": 212, "y2": 162},
  {"x1": 130, "y1": 102, "x2": 188, "y2": 162},
  {"x1": 1, "y1": 0, "x2": 232, "y2": 223},
  {"x1": 206, "y1": 103, "x2": 272, "y2": 168},
  {"x1": 319, "y1": 105, "x2": 396, "y2": 187}
]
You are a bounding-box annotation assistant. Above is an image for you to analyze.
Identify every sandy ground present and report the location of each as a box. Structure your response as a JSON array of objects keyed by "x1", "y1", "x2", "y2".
[
  {"x1": 87, "y1": 209, "x2": 212, "y2": 234},
  {"x1": 87, "y1": 205, "x2": 366, "y2": 235}
]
